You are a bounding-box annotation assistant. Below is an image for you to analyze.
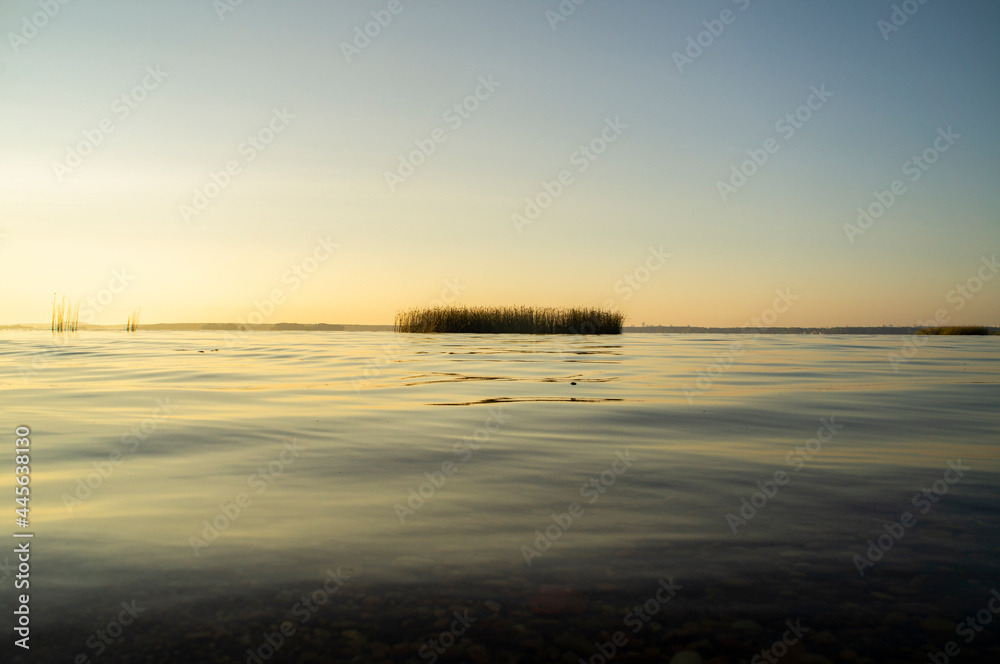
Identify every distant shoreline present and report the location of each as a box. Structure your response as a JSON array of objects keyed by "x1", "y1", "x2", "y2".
[
  {"x1": 624, "y1": 325, "x2": 999, "y2": 335},
  {"x1": 2, "y1": 323, "x2": 997, "y2": 335}
]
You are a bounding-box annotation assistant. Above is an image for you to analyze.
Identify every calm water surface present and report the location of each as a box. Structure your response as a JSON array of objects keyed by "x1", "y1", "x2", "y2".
[{"x1": 1, "y1": 331, "x2": 998, "y2": 663}]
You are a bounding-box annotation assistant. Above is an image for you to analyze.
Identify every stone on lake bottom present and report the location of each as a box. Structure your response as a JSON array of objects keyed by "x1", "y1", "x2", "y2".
[
  {"x1": 669, "y1": 650, "x2": 703, "y2": 664},
  {"x1": 528, "y1": 585, "x2": 587, "y2": 615}
]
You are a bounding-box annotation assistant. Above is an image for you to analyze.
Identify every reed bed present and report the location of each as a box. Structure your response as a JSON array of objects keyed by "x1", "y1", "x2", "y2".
[
  {"x1": 126, "y1": 309, "x2": 141, "y2": 332},
  {"x1": 395, "y1": 306, "x2": 624, "y2": 334},
  {"x1": 917, "y1": 325, "x2": 991, "y2": 335},
  {"x1": 51, "y1": 295, "x2": 79, "y2": 332}
]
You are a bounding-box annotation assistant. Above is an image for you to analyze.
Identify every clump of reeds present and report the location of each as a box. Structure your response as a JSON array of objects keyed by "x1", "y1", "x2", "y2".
[
  {"x1": 395, "y1": 306, "x2": 624, "y2": 334},
  {"x1": 126, "y1": 309, "x2": 140, "y2": 332},
  {"x1": 51, "y1": 295, "x2": 79, "y2": 332},
  {"x1": 917, "y1": 326, "x2": 989, "y2": 335}
]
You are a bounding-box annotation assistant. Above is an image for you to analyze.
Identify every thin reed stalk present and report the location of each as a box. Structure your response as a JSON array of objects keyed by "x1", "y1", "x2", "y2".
[
  {"x1": 51, "y1": 295, "x2": 79, "y2": 333},
  {"x1": 126, "y1": 309, "x2": 141, "y2": 332}
]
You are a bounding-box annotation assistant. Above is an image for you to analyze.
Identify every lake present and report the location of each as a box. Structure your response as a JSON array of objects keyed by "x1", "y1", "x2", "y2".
[{"x1": 2, "y1": 331, "x2": 999, "y2": 663}]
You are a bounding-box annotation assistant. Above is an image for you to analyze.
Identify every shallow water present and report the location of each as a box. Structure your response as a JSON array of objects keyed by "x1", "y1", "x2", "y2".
[{"x1": 1, "y1": 331, "x2": 999, "y2": 663}]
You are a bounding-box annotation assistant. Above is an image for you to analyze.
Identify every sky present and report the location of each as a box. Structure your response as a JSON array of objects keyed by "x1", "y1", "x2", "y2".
[{"x1": 1, "y1": 0, "x2": 998, "y2": 327}]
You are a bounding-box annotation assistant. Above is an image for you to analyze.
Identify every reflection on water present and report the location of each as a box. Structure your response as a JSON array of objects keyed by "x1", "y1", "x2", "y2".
[
  {"x1": 1, "y1": 331, "x2": 998, "y2": 662},
  {"x1": 430, "y1": 396, "x2": 626, "y2": 405}
]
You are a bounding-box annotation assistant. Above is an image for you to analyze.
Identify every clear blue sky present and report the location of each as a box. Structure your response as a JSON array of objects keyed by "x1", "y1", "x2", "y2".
[{"x1": 2, "y1": 0, "x2": 998, "y2": 326}]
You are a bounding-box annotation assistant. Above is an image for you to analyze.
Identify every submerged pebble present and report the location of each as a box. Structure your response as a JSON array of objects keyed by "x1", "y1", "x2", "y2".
[{"x1": 669, "y1": 650, "x2": 703, "y2": 664}]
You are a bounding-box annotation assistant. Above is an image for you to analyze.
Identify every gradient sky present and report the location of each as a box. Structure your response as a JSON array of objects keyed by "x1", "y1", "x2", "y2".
[{"x1": 2, "y1": 0, "x2": 998, "y2": 326}]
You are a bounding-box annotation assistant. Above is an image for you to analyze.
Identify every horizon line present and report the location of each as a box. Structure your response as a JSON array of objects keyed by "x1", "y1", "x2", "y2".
[{"x1": 3, "y1": 323, "x2": 999, "y2": 331}]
